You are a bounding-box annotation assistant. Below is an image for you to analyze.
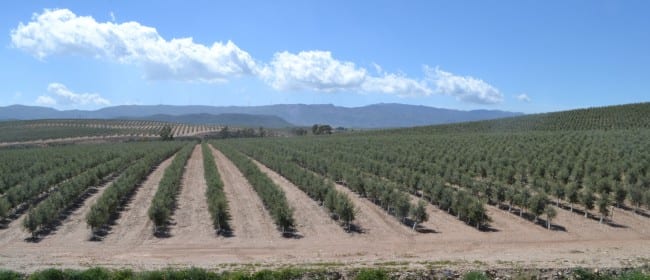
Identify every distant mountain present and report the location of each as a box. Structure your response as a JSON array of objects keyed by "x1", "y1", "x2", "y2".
[
  {"x1": 0, "y1": 103, "x2": 523, "y2": 128},
  {"x1": 129, "y1": 113, "x2": 294, "y2": 128}
]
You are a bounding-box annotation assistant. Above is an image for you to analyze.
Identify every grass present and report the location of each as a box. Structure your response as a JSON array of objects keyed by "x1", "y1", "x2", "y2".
[{"x1": 0, "y1": 266, "x2": 646, "y2": 280}]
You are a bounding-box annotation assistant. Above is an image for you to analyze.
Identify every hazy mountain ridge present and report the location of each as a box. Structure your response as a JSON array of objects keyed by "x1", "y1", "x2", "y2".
[
  {"x1": 0, "y1": 103, "x2": 522, "y2": 128},
  {"x1": 124, "y1": 113, "x2": 294, "y2": 128}
]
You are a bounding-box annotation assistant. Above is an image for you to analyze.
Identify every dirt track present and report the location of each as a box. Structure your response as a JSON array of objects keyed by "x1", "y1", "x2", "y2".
[
  {"x1": 252, "y1": 158, "x2": 348, "y2": 240},
  {"x1": 210, "y1": 145, "x2": 280, "y2": 242},
  {"x1": 164, "y1": 145, "x2": 215, "y2": 243},
  {"x1": 0, "y1": 147, "x2": 648, "y2": 273},
  {"x1": 103, "y1": 154, "x2": 176, "y2": 245}
]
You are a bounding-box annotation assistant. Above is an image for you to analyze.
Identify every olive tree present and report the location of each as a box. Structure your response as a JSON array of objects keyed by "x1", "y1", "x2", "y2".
[
  {"x1": 544, "y1": 205, "x2": 557, "y2": 230},
  {"x1": 410, "y1": 200, "x2": 429, "y2": 231}
]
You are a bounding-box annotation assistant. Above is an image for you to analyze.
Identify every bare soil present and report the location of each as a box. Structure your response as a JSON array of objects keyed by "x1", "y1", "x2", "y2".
[
  {"x1": 252, "y1": 158, "x2": 349, "y2": 240},
  {"x1": 209, "y1": 145, "x2": 280, "y2": 241},
  {"x1": 0, "y1": 149, "x2": 648, "y2": 273},
  {"x1": 163, "y1": 145, "x2": 215, "y2": 243},
  {"x1": 41, "y1": 179, "x2": 116, "y2": 244},
  {"x1": 103, "y1": 154, "x2": 176, "y2": 246}
]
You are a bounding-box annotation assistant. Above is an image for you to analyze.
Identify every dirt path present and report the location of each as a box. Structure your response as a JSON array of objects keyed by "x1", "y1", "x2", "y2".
[
  {"x1": 483, "y1": 205, "x2": 553, "y2": 240},
  {"x1": 210, "y1": 145, "x2": 280, "y2": 241},
  {"x1": 330, "y1": 181, "x2": 414, "y2": 240},
  {"x1": 164, "y1": 145, "x2": 215, "y2": 243},
  {"x1": 252, "y1": 159, "x2": 348, "y2": 240},
  {"x1": 42, "y1": 180, "x2": 116, "y2": 244},
  {"x1": 103, "y1": 155, "x2": 176, "y2": 245},
  {"x1": 549, "y1": 204, "x2": 650, "y2": 240},
  {"x1": 0, "y1": 214, "x2": 28, "y2": 246},
  {"x1": 405, "y1": 194, "x2": 481, "y2": 240},
  {"x1": 1, "y1": 148, "x2": 649, "y2": 272}
]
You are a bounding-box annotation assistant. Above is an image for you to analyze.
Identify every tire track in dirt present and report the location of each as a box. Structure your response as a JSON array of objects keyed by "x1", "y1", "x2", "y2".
[
  {"x1": 103, "y1": 154, "x2": 176, "y2": 245},
  {"x1": 252, "y1": 159, "x2": 348, "y2": 240},
  {"x1": 210, "y1": 145, "x2": 279, "y2": 241},
  {"x1": 165, "y1": 145, "x2": 215, "y2": 243}
]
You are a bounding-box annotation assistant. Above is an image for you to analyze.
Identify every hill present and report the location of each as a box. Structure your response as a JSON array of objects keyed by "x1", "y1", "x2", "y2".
[
  {"x1": 400, "y1": 102, "x2": 650, "y2": 134},
  {"x1": 0, "y1": 103, "x2": 522, "y2": 128},
  {"x1": 125, "y1": 113, "x2": 294, "y2": 128}
]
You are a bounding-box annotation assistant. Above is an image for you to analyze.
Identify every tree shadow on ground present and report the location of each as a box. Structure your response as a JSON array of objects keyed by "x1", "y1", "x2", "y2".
[
  {"x1": 496, "y1": 204, "x2": 566, "y2": 232},
  {"x1": 554, "y1": 202, "x2": 628, "y2": 228}
]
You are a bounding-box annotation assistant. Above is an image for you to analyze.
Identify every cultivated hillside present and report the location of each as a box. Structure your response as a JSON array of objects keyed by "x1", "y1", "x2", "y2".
[
  {"x1": 0, "y1": 103, "x2": 522, "y2": 128},
  {"x1": 402, "y1": 102, "x2": 650, "y2": 133},
  {"x1": 128, "y1": 113, "x2": 294, "y2": 128}
]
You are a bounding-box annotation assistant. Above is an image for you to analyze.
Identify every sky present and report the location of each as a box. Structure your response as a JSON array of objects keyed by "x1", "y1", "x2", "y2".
[{"x1": 1, "y1": 1, "x2": 648, "y2": 113}]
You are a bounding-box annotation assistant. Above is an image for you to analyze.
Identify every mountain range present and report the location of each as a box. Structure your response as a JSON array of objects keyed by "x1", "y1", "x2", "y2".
[{"x1": 0, "y1": 104, "x2": 523, "y2": 128}]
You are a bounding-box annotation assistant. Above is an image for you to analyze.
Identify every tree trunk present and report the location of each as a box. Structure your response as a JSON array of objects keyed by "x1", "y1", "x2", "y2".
[
  {"x1": 534, "y1": 215, "x2": 538, "y2": 223},
  {"x1": 476, "y1": 221, "x2": 480, "y2": 230},
  {"x1": 599, "y1": 215, "x2": 603, "y2": 224},
  {"x1": 547, "y1": 219, "x2": 551, "y2": 230},
  {"x1": 570, "y1": 203, "x2": 573, "y2": 213},
  {"x1": 584, "y1": 211, "x2": 588, "y2": 218},
  {"x1": 508, "y1": 204, "x2": 512, "y2": 212},
  {"x1": 557, "y1": 198, "x2": 560, "y2": 207},
  {"x1": 412, "y1": 222, "x2": 417, "y2": 231},
  {"x1": 519, "y1": 209, "x2": 523, "y2": 217}
]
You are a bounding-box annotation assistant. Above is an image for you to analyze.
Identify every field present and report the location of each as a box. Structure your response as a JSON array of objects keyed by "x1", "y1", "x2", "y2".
[
  {"x1": 0, "y1": 119, "x2": 223, "y2": 146},
  {"x1": 0, "y1": 104, "x2": 649, "y2": 275}
]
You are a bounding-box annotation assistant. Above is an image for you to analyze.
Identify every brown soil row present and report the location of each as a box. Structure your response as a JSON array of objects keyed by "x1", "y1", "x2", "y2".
[{"x1": 0, "y1": 146, "x2": 648, "y2": 273}]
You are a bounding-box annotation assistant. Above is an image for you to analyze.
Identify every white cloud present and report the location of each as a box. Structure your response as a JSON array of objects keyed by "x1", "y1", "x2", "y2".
[
  {"x1": 361, "y1": 72, "x2": 431, "y2": 97},
  {"x1": 425, "y1": 66, "x2": 503, "y2": 104},
  {"x1": 262, "y1": 50, "x2": 431, "y2": 96},
  {"x1": 11, "y1": 9, "x2": 508, "y2": 104},
  {"x1": 516, "y1": 93, "x2": 531, "y2": 102},
  {"x1": 36, "y1": 83, "x2": 110, "y2": 106},
  {"x1": 11, "y1": 8, "x2": 258, "y2": 83},
  {"x1": 262, "y1": 51, "x2": 366, "y2": 92},
  {"x1": 35, "y1": 95, "x2": 56, "y2": 106}
]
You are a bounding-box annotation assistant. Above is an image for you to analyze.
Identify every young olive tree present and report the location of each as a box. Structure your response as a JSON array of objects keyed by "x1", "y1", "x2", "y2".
[
  {"x1": 410, "y1": 200, "x2": 429, "y2": 231},
  {"x1": 544, "y1": 205, "x2": 557, "y2": 230}
]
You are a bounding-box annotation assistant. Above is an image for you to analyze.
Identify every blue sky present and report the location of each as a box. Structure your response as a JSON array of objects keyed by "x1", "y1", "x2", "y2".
[{"x1": 1, "y1": 1, "x2": 648, "y2": 113}]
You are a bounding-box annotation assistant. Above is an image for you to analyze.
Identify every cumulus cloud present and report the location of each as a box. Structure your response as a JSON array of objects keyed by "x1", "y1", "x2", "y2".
[
  {"x1": 262, "y1": 51, "x2": 367, "y2": 92},
  {"x1": 425, "y1": 66, "x2": 503, "y2": 104},
  {"x1": 35, "y1": 95, "x2": 56, "y2": 106},
  {"x1": 11, "y1": 8, "x2": 258, "y2": 83},
  {"x1": 12, "y1": 9, "x2": 507, "y2": 103},
  {"x1": 516, "y1": 93, "x2": 531, "y2": 102},
  {"x1": 35, "y1": 83, "x2": 110, "y2": 106},
  {"x1": 262, "y1": 50, "x2": 431, "y2": 96}
]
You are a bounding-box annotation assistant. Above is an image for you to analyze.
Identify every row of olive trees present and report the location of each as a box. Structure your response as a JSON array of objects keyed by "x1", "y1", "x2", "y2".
[
  {"x1": 86, "y1": 143, "x2": 182, "y2": 238},
  {"x1": 233, "y1": 140, "x2": 428, "y2": 231},
  {"x1": 201, "y1": 143, "x2": 231, "y2": 235},
  {"x1": 147, "y1": 144, "x2": 195, "y2": 235},
  {"x1": 227, "y1": 141, "x2": 357, "y2": 231},
  {"x1": 21, "y1": 153, "x2": 145, "y2": 238},
  {"x1": 213, "y1": 142, "x2": 295, "y2": 234},
  {"x1": 0, "y1": 145, "x2": 96, "y2": 194},
  {"x1": 0, "y1": 148, "x2": 118, "y2": 219},
  {"x1": 292, "y1": 130, "x2": 650, "y2": 224}
]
